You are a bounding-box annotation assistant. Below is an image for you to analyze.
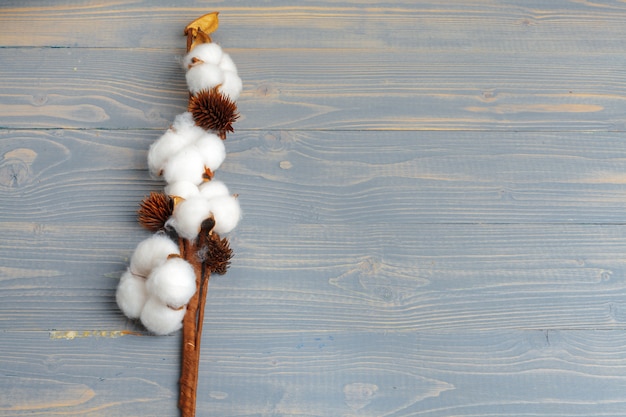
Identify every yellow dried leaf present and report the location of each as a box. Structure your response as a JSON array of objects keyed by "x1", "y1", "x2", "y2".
[{"x1": 185, "y1": 12, "x2": 219, "y2": 36}]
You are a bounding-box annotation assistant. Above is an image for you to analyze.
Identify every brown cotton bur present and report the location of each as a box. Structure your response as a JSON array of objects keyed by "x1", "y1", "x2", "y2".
[
  {"x1": 197, "y1": 220, "x2": 230, "y2": 280},
  {"x1": 188, "y1": 88, "x2": 239, "y2": 139},
  {"x1": 206, "y1": 233, "x2": 233, "y2": 275},
  {"x1": 138, "y1": 192, "x2": 173, "y2": 232}
]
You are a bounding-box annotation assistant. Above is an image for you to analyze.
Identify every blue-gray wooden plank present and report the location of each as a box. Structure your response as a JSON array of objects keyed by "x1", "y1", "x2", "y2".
[
  {"x1": 2, "y1": 330, "x2": 626, "y2": 416},
  {"x1": 1, "y1": 48, "x2": 625, "y2": 131},
  {"x1": 2, "y1": 0, "x2": 626, "y2": 52},
  {"x1": 2, "y1": 130, "x2": 626, "y2": 226},
  {"x1": 2, "y1": 219, "x2": 626, "y2": 332}
]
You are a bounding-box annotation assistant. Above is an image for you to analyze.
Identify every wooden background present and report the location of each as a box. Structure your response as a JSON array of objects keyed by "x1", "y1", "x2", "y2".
[{"x1": 2, "y1": 1, "x2": 626, "y2": 415}]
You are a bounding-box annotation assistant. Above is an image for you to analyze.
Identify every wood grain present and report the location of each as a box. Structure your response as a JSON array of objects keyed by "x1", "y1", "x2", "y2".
[
  {"x1": 2, "y1": 48, "x2": 625, "y2": 130},
  {"x1": 0, "y1": 129, "x2": 155, "y2": 222},
  {"x1": 2, "y1": 330, "x2": 626, "y2": 416},
  {"x1": 0, "y1": 331, "x2": 179, "y2": 416},
  {"x1": 2, "y1": 0, "x2": 626, "y2": 52},
  {"x1": 2, "y1": 128, "x2": 626, "y2": 333},
  {"x1": 2, "y1": 1, "x2": 626, "y2": 416},
  {"x1": 226, "y1": 130, "x2": 626, "y2": 224},
  {"x1": 2, "y1": 129, "x2": 626, "y2": 226},
  {"x1": 2, "y1": 220, "x2": 626, "y2": 332}
]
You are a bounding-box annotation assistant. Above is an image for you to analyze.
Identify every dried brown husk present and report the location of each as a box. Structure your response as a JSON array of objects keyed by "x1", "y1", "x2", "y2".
[
  {"x1": 138, "y1": 192, "x2": 173, "y2": 232},
  {"x1": 188, "y1": 88, "x2": 239, "y2": 139}
]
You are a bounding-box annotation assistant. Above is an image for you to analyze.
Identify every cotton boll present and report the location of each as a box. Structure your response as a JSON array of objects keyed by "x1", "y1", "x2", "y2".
[
  {"x1": 130, "y1": 234, "x2": 180, "y2": 278},
  {"x1": 146, "y1": 257, "x2": 196, "y2": 308},
  {"x1": 166, "y1": 196, "x2": 213, "y2": 240},
  {"x1": 140, "y1": 296, "x2": 186, "y2": 335},
  {"x1": 210, "y1": 195, "x2": 241, "y2": 234},
  {"x1": 198, "y1": 180, "x2": 230, "y2": 200},
  {"x1": 186, "y1": 63, "x2": 224, "y2": 95},
  {"x1": 172, "y1": 112, "x2": 204, "y2": 138},
  {"x1": 148, "y1": 128, "x2": 199, "y2": 177},
  {"x1": 193, "y1": 133, "x2": 226, "y2": 172},
  {"x1": 147, "y1": 130, "x2": 182, "y2": 177},
  {"x1": 162, "y1": 147, "x2": 207, "y2": 185},
  {"x1": 172, "y1": 112, "x2": 195, "y2": 131},
  {"x1": 116, "y1": 269, "x2": 148, "y2": 319},
  {"x1": 219, "y1": 52, "x2": 238, "y2": 74},
  {"x1": 218, "y1": 70, "x2": 243, "y2": 101},
  {"x1": 164, "y1": 181, "x2": 200, "y2": 199},
  {"x1": 184, "y1": 43, "x2": 223, "y2": 68}
]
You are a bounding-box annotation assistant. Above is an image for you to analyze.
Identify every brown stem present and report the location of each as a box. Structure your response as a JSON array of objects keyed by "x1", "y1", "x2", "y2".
[
  {"x1": 186, "y1": 31, "x2": 194, "y2": 53},
  {"x1": 178, "y1": 28, "x2": 200, "y2": 417},
  {"x1": 178, "y1": 238, "x2": 209, "y2": 417},
  {"x1": 178, "y1": 17, "x2": 220, "y2": 416},
  {"x1": 194, "y1": 262, "x2": 211, "y2": 409},
  {"x1": 196, "y1": 267, "x2": 209, "y2": 342}
]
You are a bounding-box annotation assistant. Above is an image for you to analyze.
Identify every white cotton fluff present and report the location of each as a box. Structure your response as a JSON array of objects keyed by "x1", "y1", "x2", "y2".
[
  {"x1": 193, "y1": 133, "x2": 226, "y2": 172},
  {"x1": 198, "y1": 180, "x2": 230, "y2": 200},
  {"x1": 147, "y1": 128, "x2": 200, "y2": 177},
  {"x1": 184, "y1": 43, "x2": 224, "y2": 68},
  {"x1": 116, "y1": 269, "x2": 149, "y2": 319},
  {"x1": 186, "y1": 63, "x2": 224, "y2": 95},
  {"x1": 166, "y1": 195, "x2": 213, "y2": 240},
  {"x1": 162, "y1": 147, "x2": 207, "y2": 186},
  {"x1": 164, "y1": 181, "x2": 200, "y2": 199},
  {"x1": 146, "y1": 257, "x2": 196, "y2": 309},
  {"x1": 172, "y1": 112, "x2": 204, "y2": 135},
  {"x1": 140, "y1": 296, "x2": 186, "y2": 335},
  {"x1": 129, "y1": 234, "x2": 180, "y2": 278},
  {"x1": 218, "y1": 70, "x2": 243, "y2": 101},
  {"x1": 209, "y1": 194, "x2": 241, "y2": 234},
  {"x1": 219, "y1": 52, "x2": 238, "y2": 74}
]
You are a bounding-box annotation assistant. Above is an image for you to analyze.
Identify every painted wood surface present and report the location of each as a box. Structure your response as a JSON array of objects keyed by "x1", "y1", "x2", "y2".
[
  {"x1": 2, "y1": 48, "x2": 625, "y2": 131},
  {"x1": 1, "y1": 1, "x2": 626, "y2": 416}
]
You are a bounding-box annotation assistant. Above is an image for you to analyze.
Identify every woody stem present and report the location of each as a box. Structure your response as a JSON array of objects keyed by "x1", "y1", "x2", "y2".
[
  {"x1": 178, "y1": 238, "x2": 210, "y2": 417},
  {"x1": 178, "y1": 25, "x2": 215, "y2": 417}
]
